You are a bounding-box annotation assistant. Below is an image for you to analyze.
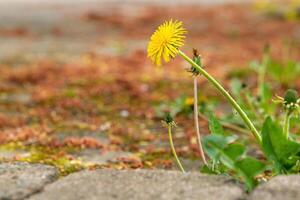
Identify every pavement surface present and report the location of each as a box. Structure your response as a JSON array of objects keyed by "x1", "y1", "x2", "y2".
[
  {"x1": 0, "y1": 162, "x2": 300, "y2": 200},
  {"x1": 0, "y1": 0, "x2": 253, "y2": 62},
  {"x1": 0, "y1": 163, "x2": 58, "y2": 200}
]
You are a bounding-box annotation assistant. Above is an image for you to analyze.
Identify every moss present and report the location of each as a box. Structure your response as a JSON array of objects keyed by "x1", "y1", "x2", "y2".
[
  {"x1": 0, "y1": 142, "x2": 25, "y2": 151},
  {"x1": 18, "y1": 147, "x2": 86, "y2": 176},
  {"x1": 0, "y1": 143, "x2": 86, "y2": 176},
  {"x1": 139, "y1": 151, "x2": 173, "y2": 162}
]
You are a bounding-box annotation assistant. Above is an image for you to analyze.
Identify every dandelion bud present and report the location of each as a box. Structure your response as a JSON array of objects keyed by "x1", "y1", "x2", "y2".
[
  {"x1": 164, "y1": 113, "x2": 174, "y2": 125},
  {"x1": 284, "y1": 89, "x2": 298, "y2": 105}
]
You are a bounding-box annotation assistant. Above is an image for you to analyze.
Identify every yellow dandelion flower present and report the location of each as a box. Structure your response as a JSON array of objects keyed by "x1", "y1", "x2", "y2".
[
  {"x1": 147, "y1": 20, "x2": 187, "y2": 66},
  {"x1": 184, "y1": 97, "x2": 194, "y2": 106}
]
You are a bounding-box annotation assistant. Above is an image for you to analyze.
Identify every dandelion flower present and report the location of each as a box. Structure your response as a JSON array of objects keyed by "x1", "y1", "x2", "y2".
[
  {"x1": 185, "y1": 97, "x2": 194, "y2": 106},
  {"x1": 147, "y1": 20, "x2": 187, "y2": 66}
]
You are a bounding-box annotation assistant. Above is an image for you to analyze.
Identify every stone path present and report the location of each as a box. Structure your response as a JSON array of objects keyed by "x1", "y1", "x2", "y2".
[
  {"x1": 0, "y1": 163, "x2": 58, "y2": 200},
  {"x1": 249, "y1": 175, "x2": 300, "y2": 200},
  {"x1": 28, "y1": 168, "x2": 244, "y2": 200},
  {"x1": 0, "y1": 0, "x2": 252, "y2": 62},
  {"x1": 0, "y1": 162, "x2": 299, "y2": 200}
]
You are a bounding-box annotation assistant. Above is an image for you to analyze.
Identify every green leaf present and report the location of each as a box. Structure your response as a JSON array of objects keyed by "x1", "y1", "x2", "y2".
[
  {"x1": 203, "y1": 135, "x2": 238, "y2": 160},
  {"x1": 236, "y1": 157, "x2": 265, "y2": 190},
  {"x1": 203, "y1": 135, "x2": 265, "y2": 191},
  {"x1": 200, "y1": 161, "x2": 227, "y2": 175},
  {"x1": 261, "y1": 117, "x2": 300, "y2": 173},
  {"x1": 208, "y1": 114, "x2": 225, "y2": 135},
  {"x1": 203, "y1": 135, "x2": 228, "y2": 159},
  {"x1": 236, "y1": 157, "x2": 265, "y2": 179},
  {"x1": 224, "y1": 143, "x2": 246, "y2": 161},
  {"x1": 220, "y1": 143, "x2": 246, "y2": 172},
  {"x1": 261, "y1": 117, "x2": 285, "y2": 172}
]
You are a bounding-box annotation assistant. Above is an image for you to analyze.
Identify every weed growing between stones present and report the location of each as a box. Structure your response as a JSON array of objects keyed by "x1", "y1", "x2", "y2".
[
  {"x1": 147, "y1": 19, "x2": 300, "y2": 191},
  {"x1": 163, "y1": 113, "x2": 185, "y2": 173}
]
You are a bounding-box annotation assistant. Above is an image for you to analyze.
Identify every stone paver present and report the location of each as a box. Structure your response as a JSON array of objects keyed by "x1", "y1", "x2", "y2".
[
  {"x1": 29, "y1": 169, "x2": 245, "y2": 200},
  {"x1": 0, "y1": 162, "x2": 58, "y2": 200},
  {"x1": 1, "y1": 162, "x2": 300, "y2": 200},
  {"x1": 248, "y1": 175, "x2": 300, "y2": 200}
]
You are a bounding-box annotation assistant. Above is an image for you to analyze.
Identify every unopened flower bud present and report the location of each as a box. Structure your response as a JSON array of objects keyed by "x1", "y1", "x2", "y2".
[{"x1": 284, "y1": 89, "x2": 298, "y2": 105}]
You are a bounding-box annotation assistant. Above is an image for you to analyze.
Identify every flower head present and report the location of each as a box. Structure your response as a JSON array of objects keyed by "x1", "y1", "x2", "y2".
[
  {"x1": 147, "y1": 20, "x2": 187, "y2": 66},
  {"x1": 273, "y1": 89, "x2": 300, "y2": 116},
  {"x1": 162, "y1": 112, "x2": 177, "y2": 128},
  {"x1": 188, "y1": 48, "x2": 202, "y2": 75},
  {"x1": 185, "y1": 97, "x2": 194, "y2": 106},
  {"x1": 284, "y1": 89, "x2": 298, "y2": 105}
]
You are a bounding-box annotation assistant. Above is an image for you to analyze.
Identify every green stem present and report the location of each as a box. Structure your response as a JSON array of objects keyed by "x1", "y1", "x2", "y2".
[
  {"x1": 168, "y1": 125, "x2": 186, "y2": 173},
  {"x1": 178, "y1": 50, "x2": 262, "y2": 144},
  {"x1": 283, "y1": 112, "x2": 291, "y2": 139}
]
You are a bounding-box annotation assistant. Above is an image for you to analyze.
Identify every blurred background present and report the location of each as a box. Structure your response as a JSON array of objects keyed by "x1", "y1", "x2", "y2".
[{"x1": 0, "y1": 0, "x2": 299, "y2": 174}]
